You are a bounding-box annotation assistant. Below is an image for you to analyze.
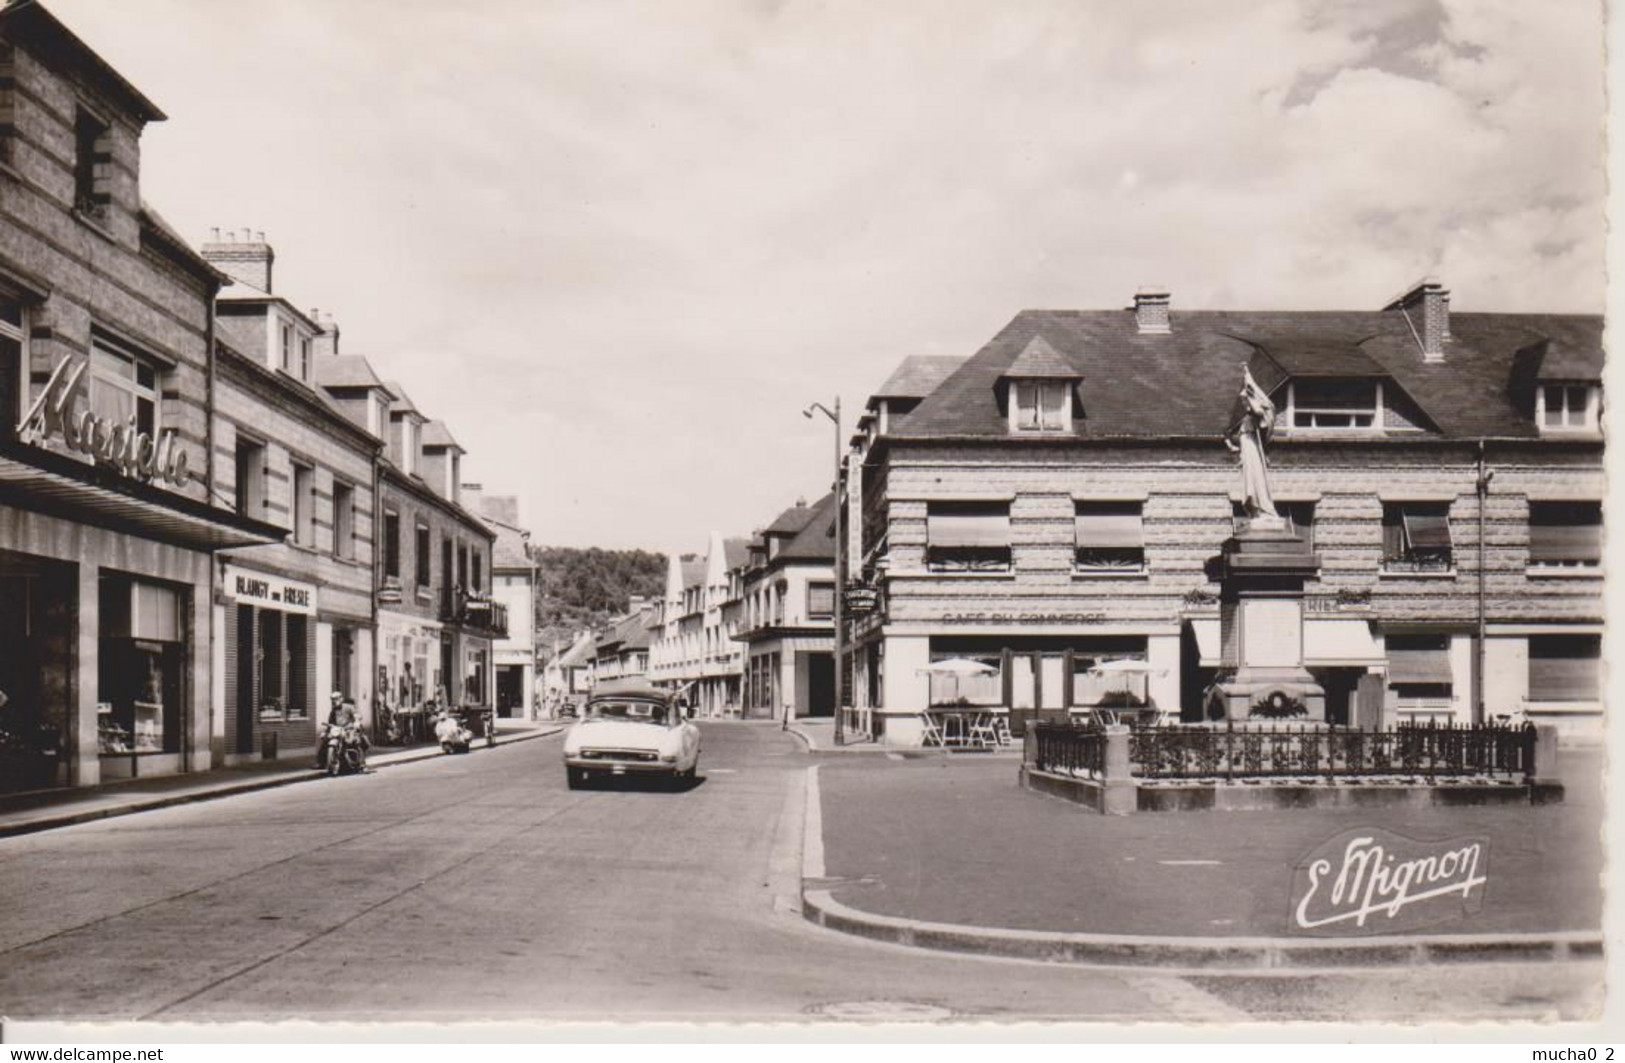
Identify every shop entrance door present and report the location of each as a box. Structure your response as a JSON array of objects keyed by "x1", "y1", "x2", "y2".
[
  {"x1": 235, "y1": 605, "x2": 255, "y2": 755},
  {"x1": 806, "y1": 652, "x2": 834, "y2": 717},
  {"x1": 495, "y1": 666, "x2": 523, "y2": 717}
]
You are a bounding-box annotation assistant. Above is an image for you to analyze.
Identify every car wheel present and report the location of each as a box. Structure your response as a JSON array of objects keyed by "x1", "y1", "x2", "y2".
[{"x1": 566, "y1": 766, "x2": 586, "y2": 790}]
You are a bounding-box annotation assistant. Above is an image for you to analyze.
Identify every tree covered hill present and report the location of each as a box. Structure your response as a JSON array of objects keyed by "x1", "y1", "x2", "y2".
[{"x1": 533, "y1": 546, "x2": 669, "y2": 660}]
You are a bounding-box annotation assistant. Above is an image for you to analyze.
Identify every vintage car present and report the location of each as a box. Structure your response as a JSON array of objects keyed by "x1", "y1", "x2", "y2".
[{"x1": 562, "y1": 682, "x2": 700, "y2": 789}]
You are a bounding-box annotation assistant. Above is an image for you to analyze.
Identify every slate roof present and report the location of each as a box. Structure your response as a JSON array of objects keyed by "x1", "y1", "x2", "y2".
[
  {"x1": 722, "y1": 537, "x2": 750, "y2": 571},
  {"x1": 764, "y1": 500, "x2": 820, "y2": 537},
  {"x1": 556, "y1": 632, "x2": 597, "y2": 669},
  {"x1": 1003, "y1": 335, "x2": 1082, "y2": 378},
  {"x1": 681, "y1": 559, "x2": 707, "y2": 589},
  {"x1": 597, "y1": 609, "x2": 653, "y2": 653},
  {"x1": 774, "y1": 492, "x2": 837, "y2": 563},
  {"x1": 874, "y1": 355, "x2": 967, "y2": 400},
  {"x1": 421, "y1": 420, "x2": 463, "y2": 451},
  {"x1": 893, "y1": 309, "x2": 1604, "y2": 441},
  {"x1": 313, "y1": 355, "x2": 384, "y2": 390},
  {"x1": 486, "y1": 517, "x2": 531, "y2": 569},
  {"x1": 383, "y1": 381, "x2": 422, "y2": 417}
]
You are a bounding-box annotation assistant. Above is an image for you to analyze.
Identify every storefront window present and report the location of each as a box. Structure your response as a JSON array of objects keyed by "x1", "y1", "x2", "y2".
[
  {"x1": 0, "y1": 554, "x2": 72, "y2": 791},
  {"x1": 97, "y1": 574, "x2": 184, "y2": 756}
]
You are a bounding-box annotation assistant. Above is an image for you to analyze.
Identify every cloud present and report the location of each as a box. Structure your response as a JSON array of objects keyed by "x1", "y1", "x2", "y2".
[{"x1": 45, "y1": 0, "x2": 1606, "y2": 548}]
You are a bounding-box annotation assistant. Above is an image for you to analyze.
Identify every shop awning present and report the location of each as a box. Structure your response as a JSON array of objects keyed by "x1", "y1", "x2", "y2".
[
  {"x1": 0, "y1": 439, "x2": 284, "y2": 551},
  {"x1": 1303, "y1": 620, "x2": 1384, "y2": 666},
  {"x1": 927, "y1": 510, "x2": 1010, "y2": 548},
  {"x1": 1189, "y1": 618, "x2": 1222, "y2": 667}
]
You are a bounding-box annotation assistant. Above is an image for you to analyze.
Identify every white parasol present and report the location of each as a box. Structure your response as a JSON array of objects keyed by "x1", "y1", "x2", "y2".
[{"x1": 919, "y1": 657, "x2": 998, "y2": 706}]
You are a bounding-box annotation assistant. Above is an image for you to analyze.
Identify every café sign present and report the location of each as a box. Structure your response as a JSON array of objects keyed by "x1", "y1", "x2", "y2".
[
  {"x1": 17, "y1": 356, "x2": 191, "y2": 487},
  {"x1": 224, "y1": 564, "x2": 317, "y2": 616}
]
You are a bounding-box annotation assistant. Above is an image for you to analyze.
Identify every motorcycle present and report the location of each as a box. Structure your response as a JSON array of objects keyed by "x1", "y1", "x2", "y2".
[
  {"x1": 435, "y1": 713, "x2": 473, "y2": 754},
  {"x1": 320, "y1": 719, "x2": 368, "y2": 775}
]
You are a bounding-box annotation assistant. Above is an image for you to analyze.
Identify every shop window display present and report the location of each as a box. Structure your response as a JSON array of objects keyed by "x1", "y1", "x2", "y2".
[{"x1": 96, "y1": 574, "x2": 184, "y2": 757}]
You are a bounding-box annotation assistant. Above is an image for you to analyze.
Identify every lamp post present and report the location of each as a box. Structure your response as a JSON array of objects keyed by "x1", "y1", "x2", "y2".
[{"x1": 804, "y1": 398, "x2": 844, "y2": 746}]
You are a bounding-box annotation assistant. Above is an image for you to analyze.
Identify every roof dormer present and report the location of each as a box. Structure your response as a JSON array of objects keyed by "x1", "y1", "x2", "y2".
[{"x1": 1001, "y1": 335, "x2": 1082, "y2": 435}]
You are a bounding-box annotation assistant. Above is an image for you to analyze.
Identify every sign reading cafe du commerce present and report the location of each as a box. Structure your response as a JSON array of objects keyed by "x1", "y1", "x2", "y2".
[
  {"x1": 16, "y1": 356, "x2": 191, "y2": 487},
  {"x1": 1291, "y1": 827, "x2": 1489, "y2": 936}
]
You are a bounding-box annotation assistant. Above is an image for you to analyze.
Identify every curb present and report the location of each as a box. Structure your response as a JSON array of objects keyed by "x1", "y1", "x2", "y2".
[
  {"x1": 796, "y1": 768, "x2": 1605, "y2": 970},
  {"x1": 0, "y1": 726, "x2": 561, "y2": 840}
]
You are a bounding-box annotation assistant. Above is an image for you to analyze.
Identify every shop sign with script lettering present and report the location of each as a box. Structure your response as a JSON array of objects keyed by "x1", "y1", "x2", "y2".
[
  {"x1": 16, "y1": 356, "x2": 191, "y2": 488},
  {"x1": 1290, "y1": 827, "x2": 1488, "y2": 936}
]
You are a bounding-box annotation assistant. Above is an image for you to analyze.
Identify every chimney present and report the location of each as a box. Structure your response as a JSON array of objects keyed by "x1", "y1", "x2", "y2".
[
  {"x1": 1384, "y1": 278, "x2": 1450, "y2": 362},
  {"x1": 313, "y1": 310, "x2": 340, "y2": 357},
  {"x1": 200, "y1": 228, "x2": 275, "y2": 293},
  {"x1": 1132, "y1": 288, "x2": 1171, "y2": 334}
]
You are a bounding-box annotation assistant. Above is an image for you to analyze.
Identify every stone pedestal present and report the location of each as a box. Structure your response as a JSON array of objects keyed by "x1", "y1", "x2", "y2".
[{"x1": 1208, "y1": 518, "x2": 1325, "y2": 723}]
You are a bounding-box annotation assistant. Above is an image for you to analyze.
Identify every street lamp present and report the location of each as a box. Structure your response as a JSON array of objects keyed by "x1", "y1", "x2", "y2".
[{"x1": 804, "y1": 398, "x2": 844, "y2": 746}]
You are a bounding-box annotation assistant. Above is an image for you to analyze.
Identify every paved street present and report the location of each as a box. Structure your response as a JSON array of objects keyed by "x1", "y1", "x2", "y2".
[{"x1": 0, "y1": 723, "x2": 1602, "y2": 1025}]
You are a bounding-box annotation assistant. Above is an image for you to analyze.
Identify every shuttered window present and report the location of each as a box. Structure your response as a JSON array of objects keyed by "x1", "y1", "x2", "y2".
[
  {"x1": 1528, "y1": 635, "x2": 1601, "y2": 702},
  {"x1": 1382, "y1": 502, "x2": 1453, "y2": 573},
  {"x1": 806, "y1": 582, "x2": 835, "y2": 618},
  {"x1": 1528, "y1": 501, "x2": 1602, "y2": 567},
  {"x1": 1075, "y1": 502, "x2": 1145, "y2": 570},
  {"x1": 926, "y1": 502, "x2": 1012, "y2": 571},
  {"x1": 1386, "y1": 634, "x2": 1452, "y2": 685}
]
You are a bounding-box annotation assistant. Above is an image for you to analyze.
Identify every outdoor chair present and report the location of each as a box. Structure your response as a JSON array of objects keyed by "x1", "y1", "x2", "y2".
[
  {"x1": 991, "y1": 716, "x2": 1013, "y2": 746},
  {"x1": 967, "y1": 716, "x2": 999, "y2": 748},
  {"x1": 919, "y1": 713, "x2": 946, "y2": 748}
]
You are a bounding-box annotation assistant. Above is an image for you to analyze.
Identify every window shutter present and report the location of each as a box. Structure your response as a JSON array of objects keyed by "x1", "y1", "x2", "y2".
[
  {"x1": 927, "y1": 508, "x2": 1011, "y2": 548},
  {"x1": 1529, "y1": 523, "x2": 1602, "y2": 563},
  {"x1": 1041, "y1": 382, "x2": 1067, "y2": 429},
  {"x1": 1387, "y1": 645, "x2": 1453, "y2": 684},
  {"x1": 1528, "y1": 636, "x2": 1601, "y2": 701},
  {"x1": 1402, "y1": 509, "x2": 1452, "y2": 551},
  {"x1": 807, "y1": 583, "x2": 835, "y2": 616},
  {"x1": 1074, "y1": 506, "x2": 1143, "y2": 548}
]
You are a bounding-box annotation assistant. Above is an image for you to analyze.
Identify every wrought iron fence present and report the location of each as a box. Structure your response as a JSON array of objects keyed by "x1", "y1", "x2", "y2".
[
  {"x1": 1031, "y1": 724, "x2": 1107, "y2": 780},
  {"x1": 1125, "y1": 721, "x2": 1536, "y2": 781}
]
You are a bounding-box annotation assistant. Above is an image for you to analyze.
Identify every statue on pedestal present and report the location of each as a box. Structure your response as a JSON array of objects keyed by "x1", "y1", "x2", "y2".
[{"x1": 1225, "y1": 365, "x2": 1279, "y2": 524}]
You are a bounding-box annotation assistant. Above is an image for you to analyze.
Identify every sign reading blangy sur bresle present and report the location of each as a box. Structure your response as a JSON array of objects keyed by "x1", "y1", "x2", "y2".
[
  {"x1": 16, "y1": 355, "x2": 191, "y2": 487},
  {"x1": 1290, "y1": 827, "x2": 1488, "y2": 936},
  {"x1": 223, "y1": 564, "x2": 317, "y2": 615}
]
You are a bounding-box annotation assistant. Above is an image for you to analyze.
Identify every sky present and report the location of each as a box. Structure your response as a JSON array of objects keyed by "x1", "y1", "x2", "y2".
[{"x1": 44, "y1": 0, "x2": 1608, "y2": 551}]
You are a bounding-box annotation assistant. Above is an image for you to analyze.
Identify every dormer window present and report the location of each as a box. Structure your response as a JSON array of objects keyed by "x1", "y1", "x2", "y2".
[
  {"x1": 1289, "y1": 379, "x2": 1379, "y2": 430},
  {"x1": 73, "y1": 106, "x2": 111, "y2": 221},
  {"x1": 1538, "y1": 385, "x2": 1598, "y2": 433},
  {"x1": 1011, "y1": 380, "x2": 1070, "y2": 434}
]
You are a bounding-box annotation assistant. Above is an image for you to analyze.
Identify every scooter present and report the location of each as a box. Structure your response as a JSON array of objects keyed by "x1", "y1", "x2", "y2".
[{"x1": 436, "y1": 713, "x2": 473, "y2": 754}]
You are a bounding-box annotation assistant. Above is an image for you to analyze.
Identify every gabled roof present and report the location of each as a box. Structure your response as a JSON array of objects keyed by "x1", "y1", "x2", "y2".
[
  {"x1": 597, "y1": 609, "x2": 653, "y2": 653},
  {"x1": 764, "y1": 500, "x2": 820, "y2": 537},
  {"x1": 773, "y1": 491, "x2": 837, "y2": 563},
  {"x1": 2, "y1": 0, "x2": 166, "y2": 122},
  {"x1": 556, "y1": 631, "x2": 597, "y2": 669},
  {"x1": 681, "y1": 559, "x2": 707, "y2": 589},
  {"x1": 722, "y1": 537, "x2": 750, "y2": 570},
  {"x1": 1002, "y1": 335, "x2": 1082, "y2": 379},
  {"x1": 874, "y1": 355, "x2": 967, "y2": 400},
  {"x1": 893, "y1": 308, "x2": 1604, "y2": 441},
  {"x1": 1512, "y1": 334, "x2": 1604, "y2": 382},
  {"x1": 421, "y1": 420, "x2": 463, "y2": 452}
]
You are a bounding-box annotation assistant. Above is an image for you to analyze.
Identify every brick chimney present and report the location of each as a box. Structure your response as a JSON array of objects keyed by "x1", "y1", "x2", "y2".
[
  {"x1": 1133, "y1": 288, "x2": 1171, "y2": 334},
  {"x1": 311, "y1": 309, "x2": 340, "y2": 357},
  {"x1": 200, "y1": 228, "x2": 274, "y2": 293},
  {"x1": 1384, "y1": 278, "x2": 1450, "y2": 362}
]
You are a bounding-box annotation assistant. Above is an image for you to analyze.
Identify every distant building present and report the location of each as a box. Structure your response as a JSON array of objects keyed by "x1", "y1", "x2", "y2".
[
  {"x1": 545, "y1": 630, "x2": 597, "y2": 712},
  {"x1": 593, "y1": 598, "x2": 655, "y2": 685},
  {"x1": 649, "y1": 534, "x2": 748, "y2": 716},
  {"x1": 466, "y1": 487, "x2": 536, "y2": 719},
  {"x1": 842, "y1": 283, "x2": 1604, "y2": 745},
  {"x1": 734, "y1": 493, "x2": 838, "y2": 722}
]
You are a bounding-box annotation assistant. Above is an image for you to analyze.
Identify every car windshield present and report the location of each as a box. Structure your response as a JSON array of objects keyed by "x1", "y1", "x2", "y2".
[{"x1": 586, "y1": 699, "x2": 670, "y2": 725}]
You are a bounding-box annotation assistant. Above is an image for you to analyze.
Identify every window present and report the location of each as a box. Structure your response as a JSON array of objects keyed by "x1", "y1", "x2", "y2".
[
  {"x1": 258, "y1": 607, "x2": 284, "y2": 717},
  {"x1": 1528, "y1": 501, "x2": 1601, "y2": 569},
  {"x1": 1527, "y1": 634, "x2": 1601, "y2": 702},
  {"x1": 807, "y1": 581, "x2": 835, "y2": 619},
  {"x1": 279, "y1": 323, "x2": 293, "y2": 372},
  {"x1": 472, "y1": 551, "x2": 483, "y2": 594},
  {"x1": 234, "y1": 437, "x2": 265, "y2": 520},
  {"x1": 286, "y1": 615, "x2": 309, "y2": 719},
  {"x1": 73, "y1": 107, "x2": 110, "y2": 219},
  {"x1": 415, "y1": 523, "x2": 431, "y2": 589},
  {"x1": 89, "y1": 334, "x2": 158, "y2": 439},
  {"x1": 0, "y1": 43, "x2": 15, "y2": 168},
  {"x1": 1291, "y1": 379, "x2": 1377, "y2": 429},
  {"x1": 1387, "y1": 634, "x2": 1453, "y2": 716},
  {"x1": 1233, "y1": 500, "x2": 1315, "y2": 550},
  {"x1": 383, "y1": 510, "x2": 401, "y2": 580},
  {"x1": 299, "y1": 336, "x2": 311, "y2": 381},
  {"x1": 1075, "y1": 501, "x2": 1145, "y2": 571},
  {"x1": 332, "y1": 481, "x2": 355, "y2": 560},
  {"x1": 1382, "y1": 502, "x2": 1453, "y2": 573},
  {"x1": 1539, "y1": 385, "x2": 1597, "y2": 432},
  {"x1": 925, "y1": 501, "x2": 1012, "y2": 572},
  {"x1": 0, "y1": 295, "x2": 24, "y2": 441},
  {"x1": 291, "y1": 462, "x2": 314, "y2": 547},
  {"x1": 1011, "y1": 380, "x2": 1069, "y2": 433}
]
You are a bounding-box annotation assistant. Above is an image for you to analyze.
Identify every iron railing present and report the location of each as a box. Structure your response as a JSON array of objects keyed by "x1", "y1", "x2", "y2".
[
  {"x1": 1126, "y1": 721, "x2": 1535, "y2": 781},
  {"x1": 1032, "y1": 724, "x2": 1107, "y2": 780}
]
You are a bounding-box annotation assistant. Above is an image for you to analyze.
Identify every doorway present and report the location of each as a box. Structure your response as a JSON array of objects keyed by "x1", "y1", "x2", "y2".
[
  {"x1": 495, "y1": 665, "x2": 523, "y2": 717},
  {"x1": 806, "y1": 652, "x2": 835, "y2": 717}
]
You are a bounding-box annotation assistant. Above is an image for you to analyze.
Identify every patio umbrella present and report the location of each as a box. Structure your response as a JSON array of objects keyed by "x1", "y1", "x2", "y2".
[{"x1": 919, "y1": 657, "x2": 998, "y2": 705}]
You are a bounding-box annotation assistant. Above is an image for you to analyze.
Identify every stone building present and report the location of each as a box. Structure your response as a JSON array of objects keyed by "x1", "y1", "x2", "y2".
[
  {"x1": 842, "y1": 282, "x2": 1604, "y2": 745},
  {"x1": 0, "y1": 2, "x2": 280, "y2": 791},
  {"x1": 735, "y1": 493, "x2": 838, "y2": 722},
  {"x1": 202, "y1": 237, "x2": 382, "y2": 765},
  {"x1": 592, "y1": 600, "x2": 655, "y2": 686},
  {"x1": 372, "y1": 383, "x2": 501, "y2": 738}
]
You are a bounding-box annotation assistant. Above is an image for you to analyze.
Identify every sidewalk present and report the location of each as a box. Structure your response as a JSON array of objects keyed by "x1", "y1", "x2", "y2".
[
  {"x1": 0, "y1": 719, "x2": 561, "y2": 839},
  {"x1": 788, "y1": 717, "x2": 1018, "y2": 756},
  {"x1": 805, "y1": 746, "x2": 1604, "y2": 966}
]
